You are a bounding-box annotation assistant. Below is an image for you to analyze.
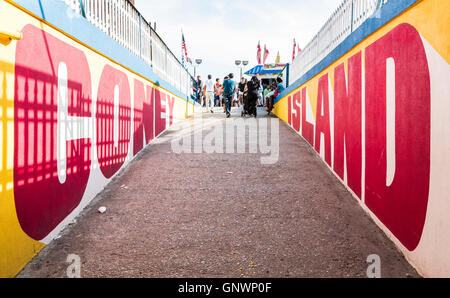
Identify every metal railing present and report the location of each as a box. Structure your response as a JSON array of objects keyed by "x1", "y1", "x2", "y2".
[
  {"x1": 290, "y1": 0, "x2": 388, "y2": 83},
  {"x1": 62, "y1": 0, "x2": 194, "y2": 99}
]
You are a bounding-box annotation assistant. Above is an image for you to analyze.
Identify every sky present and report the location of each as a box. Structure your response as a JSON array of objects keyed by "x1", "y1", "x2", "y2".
[{"x1": 135, "y1": 0, "x2": 341, "y2": 82}]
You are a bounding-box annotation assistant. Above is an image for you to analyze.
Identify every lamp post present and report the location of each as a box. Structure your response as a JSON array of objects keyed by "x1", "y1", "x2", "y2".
[
  {"x1": 235, "y1": 60, "x2": 248, "y2": 81},
  {"x1": 193, "y1": 58, "x2": 202, "y2": 78},
  {"x1": 242, "y1": 60, "x2": 249, "y2": 78},
  {"x1": 193, "y1": 59, "x2": 202, "y2": 102}
]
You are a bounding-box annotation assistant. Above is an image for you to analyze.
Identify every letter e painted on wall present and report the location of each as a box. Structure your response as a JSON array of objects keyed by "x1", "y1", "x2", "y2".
[
  {"x1": 133, "y1": 79, "x2": 154, "y2": 155},
  {"x1": 154, "y1": 89, "x2": 166, "y2": 137}
]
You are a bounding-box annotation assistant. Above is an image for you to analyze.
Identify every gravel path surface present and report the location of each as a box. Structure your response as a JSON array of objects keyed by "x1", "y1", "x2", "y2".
[{"x1": 18, "y1": 107, "x2": 420, "y2": 278}]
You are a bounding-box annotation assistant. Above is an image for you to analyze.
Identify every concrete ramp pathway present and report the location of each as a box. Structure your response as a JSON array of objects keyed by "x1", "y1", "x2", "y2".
[{"x1": 18, "y1": 107, "x2": 419, "y2": 278}]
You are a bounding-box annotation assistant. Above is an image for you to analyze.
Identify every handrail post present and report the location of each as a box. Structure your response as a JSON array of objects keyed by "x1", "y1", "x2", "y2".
[
  {"x1": 138, "y1": 14, "x2": 142, "y2": 59},
  {"x1": 60, "y1": 0, "x2": 195, "y2": 98},
  {"x1": 351, "y1": 0, "x2": 354, "y2": 32},
  {"x1": 78, "y1": 0, "x2": 86, "y2": 18}
]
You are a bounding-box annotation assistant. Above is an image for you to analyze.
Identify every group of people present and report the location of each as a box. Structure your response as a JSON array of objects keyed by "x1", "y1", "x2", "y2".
[
  {"x1": 194, "y1": 74, "x2": 285, "y2": 118},
  {"x1": 262, "y1": 77, "x2": 286, "y2": 114}
]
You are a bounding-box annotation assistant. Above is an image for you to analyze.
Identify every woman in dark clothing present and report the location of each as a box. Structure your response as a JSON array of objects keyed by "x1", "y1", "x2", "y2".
[
  {"x1": 245, "y1": 76, "x2": 260, "y2": 117},
  {"x1": 238, "y1": 77, "x2": 247, "y2": 107}
]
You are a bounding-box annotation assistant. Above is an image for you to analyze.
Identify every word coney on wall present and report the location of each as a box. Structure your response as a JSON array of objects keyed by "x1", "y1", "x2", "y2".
[
  {"x1": 13, "y1": 24, "x2": 180, "y2": 241},
  {"x1": 287, "y1": 23, "x2": 430, "y2": 252},
  {"x1": 0, "y1": 0, "x2": 200, "y2": 277}
]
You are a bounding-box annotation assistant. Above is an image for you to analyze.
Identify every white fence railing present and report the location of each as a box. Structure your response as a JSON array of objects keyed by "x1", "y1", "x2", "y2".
[
  {"x1": 62, "y1": 0, "x2": 194, "y2": 99},
  {"x1": 290, "y1": 0, "x2": 388, "y2": 83}
]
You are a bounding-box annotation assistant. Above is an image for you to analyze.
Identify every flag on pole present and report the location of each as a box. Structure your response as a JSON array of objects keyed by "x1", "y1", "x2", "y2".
[
  {"x1": 298, "y1": 44, "x2": 302, "y2": 55},
  {"x1": 257, "y1": 41, "x2": 262, "y2": 64},
  {"x1": 292, "y1": 38, "x2": 297, "y2": 62},
  {"x1": 263, "y1": 44, "x2": 269, "y2": 64},
  {"x1": 182, "y1": 31, "x2": 190, "y2": 67}
]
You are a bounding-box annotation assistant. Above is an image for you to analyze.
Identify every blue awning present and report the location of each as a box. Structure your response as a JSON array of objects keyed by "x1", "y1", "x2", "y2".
[{"x1": 245, "y1": 64, "x2": 287, "y2": 75}]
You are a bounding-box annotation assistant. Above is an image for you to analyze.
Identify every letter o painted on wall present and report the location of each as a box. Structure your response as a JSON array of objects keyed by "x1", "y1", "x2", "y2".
[{"x1": 96, "y1": 65, "x2": 131, "y2": 179}]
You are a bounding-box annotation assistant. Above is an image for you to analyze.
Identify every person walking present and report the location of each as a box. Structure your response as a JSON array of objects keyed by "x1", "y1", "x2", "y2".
[
  {"x1": 246, "y1": 76, "x2": 260, "y2": 117},
  {"x1": 221, "y1": 76, "x2": 228, "y2": 113},
  {"x1": 214, "y1": 78, "x2": 222, "y2": 108},
  {"x1": 222, "y1": 73, "x2": 236, "y2": 118},
  {"x1": 204, "y1": 75, "x2": 215, "y2": 113},
  {"x1": 258, "y1": 82, "x2": 264, "y2": 107},
  {"x1": 196, "y1": 76, "x2": 203, "y2": 105},
  {"x1": 238, "y1": 77, "x2": 246, "y2": 107}
]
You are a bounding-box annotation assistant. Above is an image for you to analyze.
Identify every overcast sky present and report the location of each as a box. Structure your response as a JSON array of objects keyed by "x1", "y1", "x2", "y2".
[{"x1": 135, "y1": 0, "x2": 341, "y2": 81}]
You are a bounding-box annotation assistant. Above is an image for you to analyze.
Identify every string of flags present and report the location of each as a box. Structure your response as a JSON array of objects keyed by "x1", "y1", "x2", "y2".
[
  {"x1": 183, "y1": 34, "x2": 303, "y2": 69},
  {"x1": 257, "y1": 41, "x2": 270, "y2": 65},
  {"x1": 256, "y1": 39, "x2": 302, "y2": 65}
]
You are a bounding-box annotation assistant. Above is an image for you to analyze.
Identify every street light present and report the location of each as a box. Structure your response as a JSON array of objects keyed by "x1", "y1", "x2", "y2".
[
  {"x1": 193, "y1": 59, "x2": 203, "y2": 103},
  {"x1": 235, "y1": 60, "x2": 249, "y2": 80},
  {"x1": 193, "y1": 58, "x2": 202, "y2": 78}
]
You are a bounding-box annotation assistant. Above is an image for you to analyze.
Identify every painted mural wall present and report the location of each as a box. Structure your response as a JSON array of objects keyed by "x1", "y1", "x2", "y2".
[
  {"x1": 0, "y1": 0, "x2": 200, "y2": 277},
  {"x1": 273, "y1": 0, "x2": 449, "y2": 277}
]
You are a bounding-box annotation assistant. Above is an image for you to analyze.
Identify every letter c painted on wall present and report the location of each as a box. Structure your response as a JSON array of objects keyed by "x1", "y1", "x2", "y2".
[{"x1": 14, "y1": 25, "x2": 92, "y2": 240}]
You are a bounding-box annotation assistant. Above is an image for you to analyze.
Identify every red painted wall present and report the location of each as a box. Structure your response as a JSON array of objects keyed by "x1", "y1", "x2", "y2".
[
  {"x1": 12, "y1": 25, "x2": 181, "y2": 241},
  {"x1": 286, "y1": 24, "x2": 431, "y2": 251}
]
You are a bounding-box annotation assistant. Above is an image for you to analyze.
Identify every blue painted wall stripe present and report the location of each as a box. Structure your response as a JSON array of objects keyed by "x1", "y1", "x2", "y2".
[
  {"x1": 10, "y1": 0, "x2": 200, "y2": 106},
  {"x1": 274, "y1": 0, "x2": 419, "y2": 103}
]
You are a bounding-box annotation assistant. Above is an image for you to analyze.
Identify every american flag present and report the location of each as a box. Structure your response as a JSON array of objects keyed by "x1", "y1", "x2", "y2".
[{"x1": 182, "y1": 32, "x2": 190, "y2": 67}]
